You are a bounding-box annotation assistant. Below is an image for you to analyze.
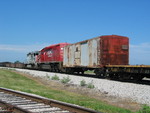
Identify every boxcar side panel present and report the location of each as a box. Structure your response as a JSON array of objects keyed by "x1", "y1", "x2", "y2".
[
  {"x1": 100, "y1": 35, "x2": 129, "y2": 65},
  {"x1": 81, "y1": 42, "x2": 89, "y2": 66},
  {"x1": 91, "y1": 39, "x2": 99, "y2": 66},
  {"x1": 69, "y1": 45, "x2": 75, "y2": 66},
  {"x1": 63, "y1": 37, "x2": 100, "y2": 68},
  {"x1": 74, "y1": 44, "x2": 81, "y2": 65}
]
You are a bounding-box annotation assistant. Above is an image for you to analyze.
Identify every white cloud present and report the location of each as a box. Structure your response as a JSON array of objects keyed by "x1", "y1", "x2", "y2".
[
  {"x1": 130, "y1": 43, "x2": 150, "y2": 65},
  {"x1": 0, "y1": 43, "x2": 50, "y2": 62},
  {"x1": 0, "y1": 43, "x2": 49, "y2": 53}
]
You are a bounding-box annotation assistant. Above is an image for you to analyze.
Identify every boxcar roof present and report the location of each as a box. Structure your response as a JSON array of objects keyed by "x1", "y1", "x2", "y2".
[{"x1": 65, "y1": 35, "x2": 128, "y2": 47}]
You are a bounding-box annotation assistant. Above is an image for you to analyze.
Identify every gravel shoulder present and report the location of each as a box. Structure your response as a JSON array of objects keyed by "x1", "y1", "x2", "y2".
[{"x1": 3, "y1": 67, "x2": 150, "y2": 111}]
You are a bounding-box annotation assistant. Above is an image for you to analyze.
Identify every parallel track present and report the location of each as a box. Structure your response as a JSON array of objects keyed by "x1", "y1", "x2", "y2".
[{"x1": 0, "y1": 87, "x2": 100, "y2": 113}]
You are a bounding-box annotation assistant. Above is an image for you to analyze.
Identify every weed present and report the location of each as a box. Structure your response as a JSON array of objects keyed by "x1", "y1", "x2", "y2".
[
  {"x1": 137, "y1": 105, "x2": 150, "y2": 113},
  {"x1": 51, "y1": 74, "x2": 60, "y2": 80},
  {"x1": 61, "y1": 76, "x2": 71, "y2": 84},
  {"x1": 80, "y1": 79, "x2": 86, "y2": 86},
  {"x1": 87, "y1": 81, "x2": 95, "y2": 89}
]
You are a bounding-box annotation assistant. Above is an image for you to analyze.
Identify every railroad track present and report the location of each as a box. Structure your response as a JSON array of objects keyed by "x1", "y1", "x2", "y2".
[
  {"x1": 2, "y1": 67, "x2": 150, "y2": 86},
  {"x1": 0, "y1": 87, "x2": 100, "y2": 113}
]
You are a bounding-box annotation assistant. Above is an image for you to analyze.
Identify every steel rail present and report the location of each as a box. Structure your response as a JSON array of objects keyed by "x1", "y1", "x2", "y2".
[{"x1": 0, "y1": 87, "x2": 101, "y2": 113}]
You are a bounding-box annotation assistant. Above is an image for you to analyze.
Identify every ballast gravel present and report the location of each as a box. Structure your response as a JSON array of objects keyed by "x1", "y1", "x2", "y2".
[{"x1": 4, "y1": 68, "x2": 150, "y2": 105}]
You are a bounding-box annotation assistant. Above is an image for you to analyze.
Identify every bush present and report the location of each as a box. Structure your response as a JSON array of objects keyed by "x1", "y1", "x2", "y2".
[
  {"x1": 61, "y1": 76, "x2": 71, "y2": 84},
  {"x1": 138, "y1": 105, "x2": 150, "y2": 113},
  {"x1": 51, "y1": 74, "x2": 60, "y2": 80},
  {"x1": 80, "y1": 80, "x2": 86, "y2": 86},
  {"x1": 87, "y1": 81, "x2": 95, "y2": 89}
]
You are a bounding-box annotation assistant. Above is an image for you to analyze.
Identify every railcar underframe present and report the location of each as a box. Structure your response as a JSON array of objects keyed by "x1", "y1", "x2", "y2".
[
  {"x1": 62, "y1": 65, "x2": 150, "y2": 81},
  {"x1": 97, "y1": 65, "x2": 150, "y2": 81},
  {"x1": 64, "y1": 65, "x2": 150, "y2": 81},
  {"x1": 37, "y1": 62, "x2": 65, "y2": 72},
  {"x1": 1, "y1": 62, "x2": 150, "y2": 82}
]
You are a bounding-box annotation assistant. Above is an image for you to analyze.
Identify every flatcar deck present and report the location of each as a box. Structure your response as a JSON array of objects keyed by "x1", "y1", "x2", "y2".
[{"x1": 105, "y1": 65, "x2": 150, "y2": 81}]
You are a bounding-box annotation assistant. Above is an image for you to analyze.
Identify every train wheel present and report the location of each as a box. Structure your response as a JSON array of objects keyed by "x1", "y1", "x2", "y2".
[
  {"x1": 81, "y1": 71, "x2": 84, "y2": 75},
  {"x1": 132, "y1": 74, "x2": 143, "y2": 82},
  {"x1": 94, "y1": 69, "x2": 105, "y2": 78},
  {"x1": 38, "y1": 65, "x2": 42, "y2": 71},
  {"x1": 66, "y1": 68, "x2": 72, "y2": 74},
  {"x1": 118, "y1": 74, "x2": 126, "y2": 81},
  {"x1": 109, "y1": 73, "x2": 116, "y2": 80}
]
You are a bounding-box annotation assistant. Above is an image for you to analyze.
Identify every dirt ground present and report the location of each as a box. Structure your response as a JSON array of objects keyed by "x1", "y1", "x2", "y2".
[{"x1": 17, "y1": 71, "x2": 142, "y2": 112}]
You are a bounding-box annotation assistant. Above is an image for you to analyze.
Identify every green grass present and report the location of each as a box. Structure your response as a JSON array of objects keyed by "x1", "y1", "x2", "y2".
[
  {"x1": 51, "y1": 74, "x2": 60, "y2": 80},
  {"x1": 0, "y1": 68, "x2": 146, "y2": 113},
  {"x1": 87, "y1": 81, "x2": 95, "y2": 89},
  {"x1": 137, "y1": 105, "x2": 150, "y2": 113},
  {"x1": 85, "y1": 70, "x2": 94, "y2": 74},
  {"x1": 80, "y1": 79, "x2": 87, "y2": 86},
  {"x1": 61, "y1": 76, "x2": 71, "y2": 84}
]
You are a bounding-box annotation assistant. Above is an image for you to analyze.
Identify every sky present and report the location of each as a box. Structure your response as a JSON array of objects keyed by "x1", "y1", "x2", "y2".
[{"x1": 0, "y1": 0, "x2": 150, "y2": 64}]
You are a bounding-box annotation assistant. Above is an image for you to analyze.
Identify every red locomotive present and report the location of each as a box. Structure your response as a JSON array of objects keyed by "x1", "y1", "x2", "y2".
[{"x1": 36, "y1": 43, "x2": 70, "y2": 72}]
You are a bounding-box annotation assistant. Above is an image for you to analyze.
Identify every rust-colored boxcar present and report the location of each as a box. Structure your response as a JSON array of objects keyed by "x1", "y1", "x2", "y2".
[
  {"x1": 9, "y1": 63, "x2": 16, "y2": 68},
  {"x1": 63, "y1": 35, "x2": 129, "y2": 68},
  {"x1": 15, "y1": 63, "x2": 25, "y2": 68}
]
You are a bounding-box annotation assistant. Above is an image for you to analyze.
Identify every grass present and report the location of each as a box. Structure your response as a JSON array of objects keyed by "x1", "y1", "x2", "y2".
[
  {"x1": 85, "y1": 70, "x2": 94, "y2": 74},
  {"x1": 80, "y1": 79, "x2": 87, "y2": 86},
  {"x1": 80, "y1": 80, "x2": 95, "y2": 89},
  {"x1": 0, "y1": 68, "x2": 147, "y2": 113},
  {"x1": 137, "y1": 105, "x2": 150, "y2": 113},
  {"x1": 61, "y1": 76, "x2": 71, "y2": 84},
  {"x1": 51, "y1": 74, "x2": 60, "y2": 80},
  {"x1": 87, "y1": 81, "x2": 95, "y2": 89}
]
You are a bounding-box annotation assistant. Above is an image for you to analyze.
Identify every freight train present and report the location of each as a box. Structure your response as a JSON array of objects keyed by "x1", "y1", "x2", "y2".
[{"x1": 1, "y1": 35, "x2": 150, "y2": 81}]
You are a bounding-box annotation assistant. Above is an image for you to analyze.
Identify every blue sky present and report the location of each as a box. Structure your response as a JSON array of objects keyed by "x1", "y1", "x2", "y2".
[{"x1": 0, "y1": 0, "x2": 150, "y2": 64}]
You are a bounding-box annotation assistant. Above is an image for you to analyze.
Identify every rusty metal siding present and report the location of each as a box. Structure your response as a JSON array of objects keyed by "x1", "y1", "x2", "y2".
[
  {"x1": 63, "y1": 45, "x2": 75, "y2": 67},
  {"x1": 81, "y1": 42, "x2": 89, "y2": 66},
  {"x1": 63, "y1": 35, "x2": 129, "y2": 68},
  {"x1": 74, "y1": 44, "x2": 81, "y2": 65},
  {"x1": 15, "y1": 63, "x2": 24, "y2": 68},
  {"x1": 63, "y1": 37, "x2": 100, "y2": 67},
  {"x1": 100, "y1": 35, "x2": 129, "y2": 65},
  {"x1": 69, "y1": 45, "x2": 75, "y2": 66},
  {"x1": 92, "y1": 39, "x2": 99, "y2": 66}
]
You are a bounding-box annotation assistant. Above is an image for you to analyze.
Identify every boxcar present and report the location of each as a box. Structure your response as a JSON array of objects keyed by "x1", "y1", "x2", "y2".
[
  {"x1": 0, "y1": 62, "x2": 11, "y2": 67},
  {"x1": 9, "y1": 63, "x2": 16, "y2": 68},
  {"x1": 15, "y1": 63, "x2": 25, "y2": 68},
  {"x1": 63, "y1": 35, "x2": 129, "y2": 74}
]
